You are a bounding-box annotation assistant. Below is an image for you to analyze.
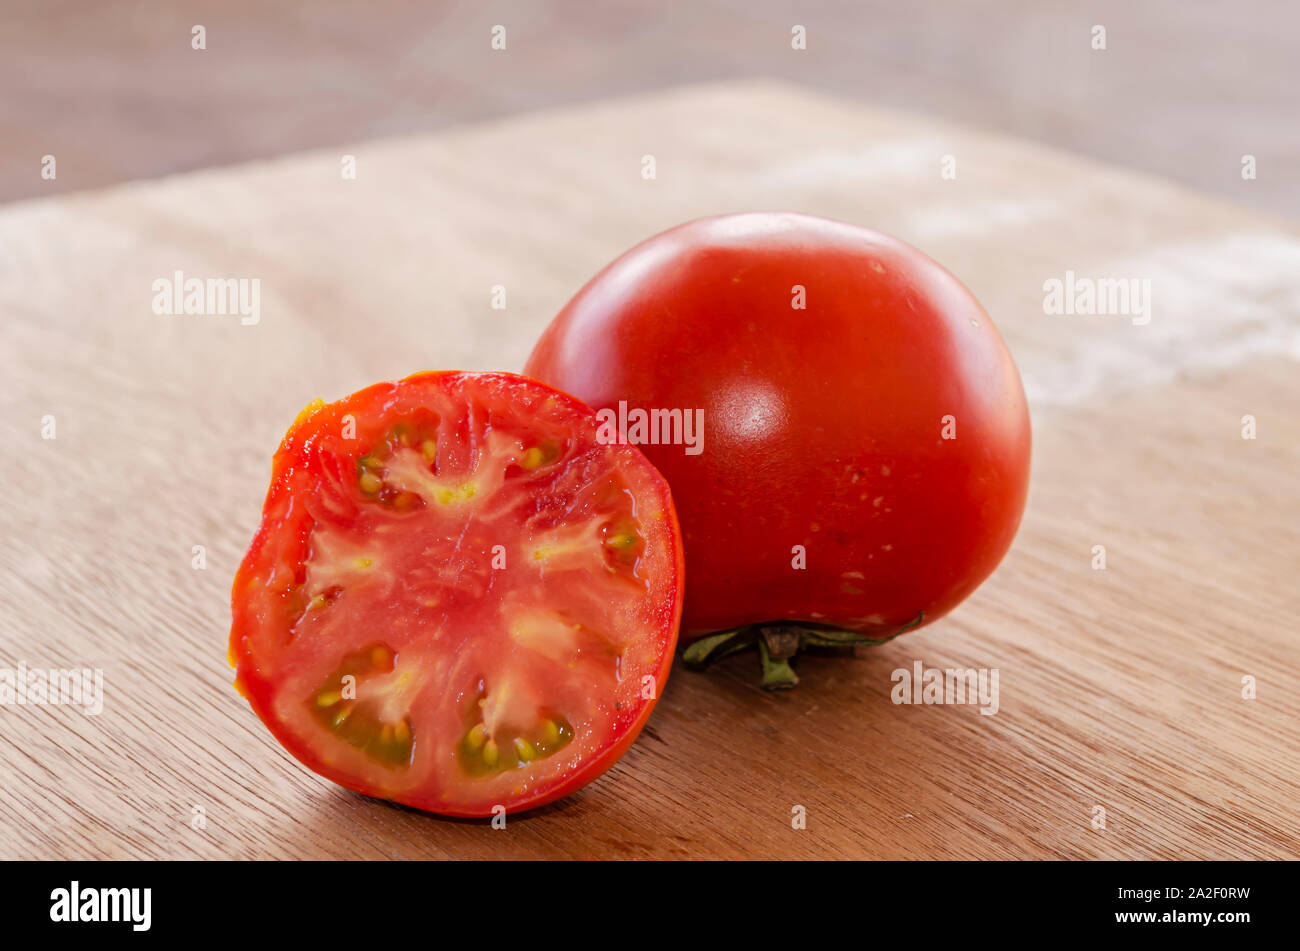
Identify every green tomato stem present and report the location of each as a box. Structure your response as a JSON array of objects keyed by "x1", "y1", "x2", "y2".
[
  {"x1": 757, "y1": 633, "x2": 799, "y2": 689},
  {"x1": 681, "y1": 612, "x2": 925, "y2": 689}
]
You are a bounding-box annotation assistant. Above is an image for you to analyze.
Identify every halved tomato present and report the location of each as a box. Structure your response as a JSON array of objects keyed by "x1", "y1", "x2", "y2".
[{"x1": 229, "y1": 372, "x2": 683, "y2": 817}]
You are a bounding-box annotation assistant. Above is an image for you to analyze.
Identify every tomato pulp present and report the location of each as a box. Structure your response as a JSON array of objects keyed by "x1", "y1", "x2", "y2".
[
  {"x1": 229, "y1": 372, "x2": 684, "y2": 815},
  {"x1": 526, "y1": 213, "x2": 1031, "y2": 686}
]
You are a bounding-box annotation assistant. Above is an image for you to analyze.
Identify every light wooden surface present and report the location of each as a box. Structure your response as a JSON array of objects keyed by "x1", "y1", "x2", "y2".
[
  {"x1": 7, "y1": 0, "x2": 1300, "y2": 220},
  {"x1": 1, "y1": 81, "x2": 1297, "y2": 859}
]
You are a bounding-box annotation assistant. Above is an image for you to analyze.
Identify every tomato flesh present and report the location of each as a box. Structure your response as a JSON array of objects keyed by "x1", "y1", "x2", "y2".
[{"x1": 230, "y1": 372, "x2": 683, "y2": 816}]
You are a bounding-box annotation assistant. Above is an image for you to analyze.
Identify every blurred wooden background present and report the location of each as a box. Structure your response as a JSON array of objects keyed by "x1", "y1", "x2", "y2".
[{"x1": 2, "y1": 0, "x2": 1298, "y2": 217}]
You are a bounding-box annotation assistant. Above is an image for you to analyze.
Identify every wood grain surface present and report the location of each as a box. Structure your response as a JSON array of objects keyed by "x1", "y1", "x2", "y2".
[{"x1": 1, "y1": 81, "x2": 1297, "y2": 859}]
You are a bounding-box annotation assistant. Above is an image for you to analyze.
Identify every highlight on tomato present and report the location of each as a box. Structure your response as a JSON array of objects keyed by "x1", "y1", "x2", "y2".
[
  {"x1": 526, "y1": 213, "x2": 1032, "y2": 687},
  {"x1": 229, "y1": 371, "x2": 684, "y2": 816}
]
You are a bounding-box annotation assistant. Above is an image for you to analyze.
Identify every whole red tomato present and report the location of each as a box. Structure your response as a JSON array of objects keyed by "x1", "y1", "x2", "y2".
[{"x1": 525, "y1": 213, "x2": 1030, "y2": 687}]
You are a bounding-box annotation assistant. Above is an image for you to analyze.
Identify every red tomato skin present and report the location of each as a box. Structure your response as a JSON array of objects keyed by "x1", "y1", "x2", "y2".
[
  {"x1": 525, "y1": 214, "x2": 1031, "y2": 640},
  {"x1": 230, "y1": 372, "x2": 685, "y2": 817}
]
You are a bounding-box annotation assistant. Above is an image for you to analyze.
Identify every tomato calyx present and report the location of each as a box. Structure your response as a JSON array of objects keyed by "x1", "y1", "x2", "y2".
[{"x1": 682, "y1": 613, "x2": 925, "y2": 690}]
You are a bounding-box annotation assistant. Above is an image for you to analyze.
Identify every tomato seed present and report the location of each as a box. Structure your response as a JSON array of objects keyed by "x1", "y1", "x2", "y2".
[{"x1": 513, "y1": 737, "x2": 537, "y2": 762}]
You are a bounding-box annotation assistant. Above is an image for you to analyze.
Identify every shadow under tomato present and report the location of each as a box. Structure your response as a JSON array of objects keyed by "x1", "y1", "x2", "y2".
[{"x1": 338, "y1": 783, "x2": 587, "y2": 826}]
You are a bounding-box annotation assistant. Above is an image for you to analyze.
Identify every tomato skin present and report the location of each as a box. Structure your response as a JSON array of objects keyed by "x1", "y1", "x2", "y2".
[
  {"x1": 230, "y1": 371, "x2": 684, "y2": 817},
  {"x1": 525, "y1": 214, "x2": 1030, "y2": 644}
]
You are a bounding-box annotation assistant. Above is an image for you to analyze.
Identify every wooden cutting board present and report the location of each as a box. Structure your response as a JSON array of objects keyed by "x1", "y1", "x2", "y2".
[{"x1": 2, "y1": 80, "x2": 1297, "y2": 859}]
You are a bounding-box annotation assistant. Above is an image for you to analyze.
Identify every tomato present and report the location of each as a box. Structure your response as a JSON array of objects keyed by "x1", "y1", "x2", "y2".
[
  {"x1": 229, "y1": 371, "x2": 684, "y2": 816},
  {"x1": 525, "y1": 213, "x2": 1031, "y2": 687}
]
